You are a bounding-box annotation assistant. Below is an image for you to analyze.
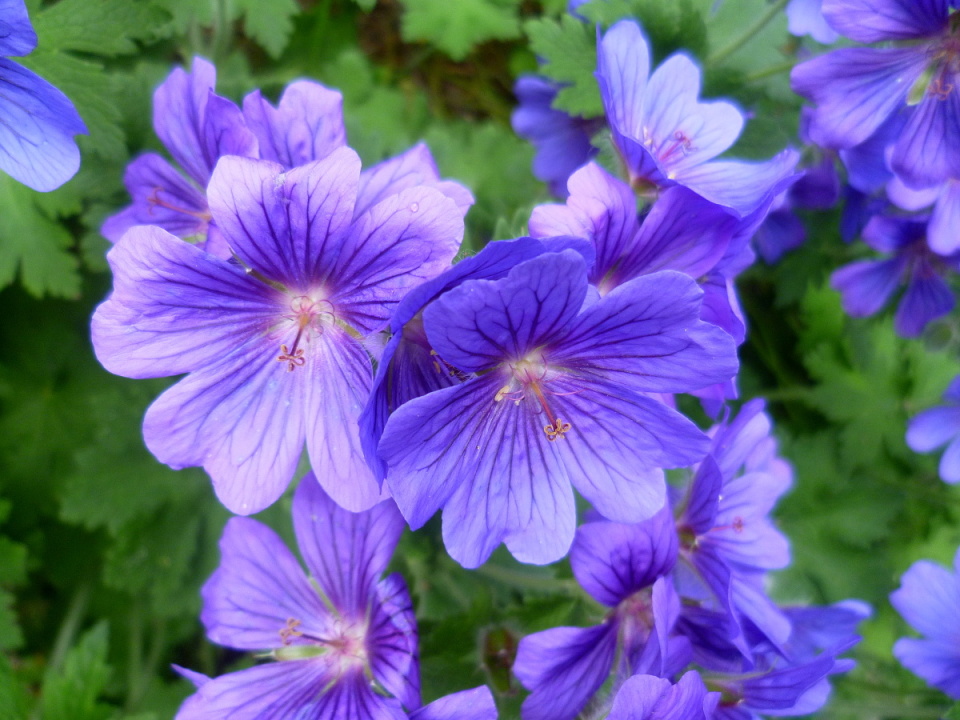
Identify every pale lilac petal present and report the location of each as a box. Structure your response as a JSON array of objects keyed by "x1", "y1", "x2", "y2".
[
  {"x1": 514, "y1": 624, "x2": 618, "y2": 720},
  {"x1": 830, "y1": 258, "x2": 904, "y2": 317},
  {"x1": 678, "y1": 150, "x2": 800, "y2": 217},
  {"x1": 552, "y1": 270, "x2": 739, "y2": 394},
  {"x1": 409, "y1": 687, "x2": 497, "y2": 720},
  {"x1": 709, "y1": 470, "x2": 792, "y2": 571},
  {"x1": 153, "y1": 58, "x2": 219, "y2": 184},
  {"x1": 0, "y1": 58, "x2": 86, "y2": 192},
  {"x1": 291, "y1": 477, "x2": 404, "y2": 615},
  {"x1": 887, "y1": 175, "x2": 940, "y2": 212},
  {"x1": 424, "y1": 250, "x2": 588, "y2": 373},
  {"x1": 207, "y1": 150, "x2": 360, "y2": 290},
  {"x1": 906, "y1": 406, "x2": 960, "y2": 451},
  {"x1": 641, "y1": 54, "x2": 744, "y2": 174},
  {"x1": 787, "y1": 0, "x2": 839, "y2": 43},
  {"x1": 597, "y1": 20, "x2": 651, "y2": 141},
  {"x1": 356, "y1": 142, "x2": 473, "y2": 219},
  {"x1": 821, "y1": 0, "x2": 948, "y2": 42},
  {"x1": 302, "y1": 330, "x2": 384, "y2": 512},
  {"x1": 101, "y1": 154, "x2": 209, "y2": 242},
  {"x1": 929, "y1": 181, "x2": 960, "y2": 254},
  {"x1": 608, "y1": 671, "x2": 717, "y2": 720},
  {"x1": 369, "y1": 574, "x2": 420, "y2": 711},
  {"x1": 571, "y1": 511, "x2": 677, "y2": 606},
  {"x1": 0, "y1": 0, "x2": 36, "y2": 56},
  {"x1": 791, "y1": 48, "x2": 927, "y2": 149},
  {"x1": 333, "y1": 186, "x2": 464, "y2": 333},
  {"x1": 91, "y1": 226, "x2": 280, "y2": 379},
  {"x1": 143, "y1": 343, "x2": 307, "y2": 515},
  {"x1": 174, "y1": 661, "x2": 336, "y2": 720},
  {"x1": 891, "y1": 558, "x2": 960, "y2": 641},
  {"x1": 731, "y1": 574, "x2": 792, "y2": 647},
  {"x1": 939, "y1": 437, "x2": 960, "y2": 483},
  {"x1": 242, "y1": 81, "x2": 346, "y2": 169},
  {"x1": 893, "y1": 638, "x2": 960, "y2": 699},
  {"x1": 891, "y1": 82, "x2": 960, "y2": 190},
  {"x1": 894, "y1": 271, "x2": 954, "y2": 337},
  {"x1": 200, "y1": 517, "x2": 328, "y2": 651},
  {"x1": 202, "y1": 92, "x2": 258, "y2": 163}
]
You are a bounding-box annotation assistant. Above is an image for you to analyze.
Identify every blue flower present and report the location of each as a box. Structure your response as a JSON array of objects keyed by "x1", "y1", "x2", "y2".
[
  {"x1": 0, "y1": 0, "x2": 87, "y2": 191},
  {"x1": 907, "y1": 375, "x2": 960, "y2": 483}
]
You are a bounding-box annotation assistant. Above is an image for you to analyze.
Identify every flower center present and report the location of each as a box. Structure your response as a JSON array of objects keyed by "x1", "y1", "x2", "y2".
[
  {"x1": 276, "y1": 294, "x2": 334, "y2": 371},
  {"x1": 273, "y1": 616, "x2": 369, "y2": 672},
  {"x1": 494, "y1": 354, "x2": 572, "y2": 441}
]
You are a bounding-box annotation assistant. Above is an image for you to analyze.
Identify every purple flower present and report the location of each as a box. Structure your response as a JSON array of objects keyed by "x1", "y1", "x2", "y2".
[
  {"x1": 830, "y1": 212, "x2": 960, "y2": 337},
  {"x1": 378, "y1": 251, "x2": 738, "y2": 567},
  {"x1": 513, "y1": 510, "x2": 683, "y2": 720},
  {"x1": 101, "y1": 57, "x2": 260, "y2": 247},
  {"x1": 511, "y1": 76, "x2": 601, "y2": 197},
  {"x1": 891, "y1": 546, "x2": 960, "y2": 699},
  {"x1": 607, "y1": 672, "x2": 719, "y2": 720},
  {"x1": 786, "y1": 0, "x2": 840, "y2": 43},
  {"x1": 0, "y1": 0, "x2": 87, "y2": 191},
  {"x1": 791, "y1": 0, "x2": 960, "y2": 190},
  {"x1": 596, "y1": 20, "x2": 799, "y2": 217},
  {"x1": 906, "y1": 375, "x2": 960, "y2": 483},
  {"x1": 888, "y1": 174, "x2": 960, "y2": 255},
  {"x1": 92, "y1": 147, "x2": 465, "y2": 515},
  {"x1": 175, "y1": 476, "x2": 421, "y2": 719}
]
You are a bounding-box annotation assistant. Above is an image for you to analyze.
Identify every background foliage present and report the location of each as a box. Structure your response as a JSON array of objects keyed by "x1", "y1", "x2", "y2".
[{"x1": 1, "y1": 0, "x2": 958, "y2": 718}]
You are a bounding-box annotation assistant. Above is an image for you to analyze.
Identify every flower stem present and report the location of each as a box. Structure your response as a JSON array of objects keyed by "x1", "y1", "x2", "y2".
[{"x1": 707, "y1": 0, "x2": 791, "y2": 67}]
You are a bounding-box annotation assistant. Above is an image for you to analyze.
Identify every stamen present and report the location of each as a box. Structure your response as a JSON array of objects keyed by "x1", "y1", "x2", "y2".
[
  {"x1": 146, "y1": 187, "x2": 211, "y2": 221},
  {"x1": 544, "y1": 418, "x2": 572, "y2": 441},
  {"x1": 278, "y1": 344, "x2": 306, "y2": 371},
  {"x1": 279, "y1": 617, "x2": 304, "y2": 645},
  {"x1": 929, "y1": 76, "x2": 955, "y2": 100}
]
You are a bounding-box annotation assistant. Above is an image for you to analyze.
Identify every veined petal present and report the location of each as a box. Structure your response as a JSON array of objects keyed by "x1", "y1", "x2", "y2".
[
  {"x1": 207, "y1": 150, "x2": 360, "y2": 290},
  {"x1": 891, "y1": 557, "x2": 960, "y2": 641},
  {"x1": 894, "y1": 638, "x2": 960, "y2": 699},
  {"x1": 202, "y1": 93, "x2": 258, "y2": 164},
  {"x1": 641, "y1": 54, "x2": 744, "y2": 174},
  {"x1": 791, "y1": 48, "x2": 927, "y2": 149},
  {"x1": 242, "y1": 81, "x2": 346, "y2": 169},
  {"x1": 369, "y1": 574, "x2": 420, "y2": 711},
  {"x1": 891, "y1": 82, "x2": 960, "y2": 190},
  {"x1": 174, "y1": 661, "x2": 336, "y2": 720},
  {"x1": 0, "y1": 58, "x2": 86, "y2": 192},
  {"x1": 91, "y1": 225, "x2": 280, "y2": 379},
  {"x1": 356, "y1": 142, "x2": 473, "y2": 219},
  {"x1": 153, "y1": 58, "x2": 218, "y2": 185},
  {"x1": 303, "y1": 329, "x2": 384, "y2": 512},
  {"x1": 597, "y1": 20, "x2": 651, "y2": 141},
  {"x1": 291, "y1": 476, "x2": 404, "y2": 616},
  {"x1": 830, "y1": 258, "x2": 904, "y2": 317},
  {"x1": 678, "y1": 150, "x2": 800, "y2": 217},
  {"x1": 552, "y1": 270, "x2": 738, "y2": 394},
  {"x1": 332, "y1": 186, "x2": 464, "y2": 333},
  {"x1": 929, "y1": 180, "x2": 960, "y2": 254},
  {"x1": 514, "y1": 624, "x2": 619, "y2": 720},
  {"x1": 101, "y1": 154, "x2": 209, "y2": 242},
  {"x1": 304, "y1": 670, "x2": 408, "y2": 719},
  {"x1": 200, "y1": 517, "x2": 328, "y2": 651},
  {"x1": 408, "y1": 687, "x2": 497, "y2": 720},
  {"x1": 0, "y1": 0, "x2": 36, "y2": 56},
  {"x1": 709, "y1": 470, "x2": 791, "y2": 571},
  {"x1": 571, "y1": 511, "x2": 678, "y2": 606},
  {"x1": 787, "y1": 0, "x2": 839, "y2": 43},
  {"x1": 424, "y1": 250, "x2": 588, "y2": 373},
  {"x1": 894, "y1": 270, "x2": 954, "y2": 337},
  {"x1": 907, "y1": 406, "x2": 960, "y2": 451},
  {"x1": 608, "y1": 671, "x2": 717, "y2": 720},
  {"x1": 143, "y1": 341, "x2": 308, "y2": 515},
  {"x1": 821, "y1": 0, "x2": 948, "y2": 42}
]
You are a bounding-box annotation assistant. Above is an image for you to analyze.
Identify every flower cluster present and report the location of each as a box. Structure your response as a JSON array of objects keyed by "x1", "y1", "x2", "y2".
[{"x1": 88, "y1": 12, "x2": 874, "y2": 717}]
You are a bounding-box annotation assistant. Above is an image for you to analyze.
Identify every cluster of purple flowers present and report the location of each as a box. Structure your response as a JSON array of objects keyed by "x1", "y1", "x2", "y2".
[{"x1": 87, "y1": 10, "x2": 876, "y2": 717}]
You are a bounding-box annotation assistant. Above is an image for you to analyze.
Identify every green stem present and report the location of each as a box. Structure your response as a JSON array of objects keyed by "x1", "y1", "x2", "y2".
[
  {"x1": 707, "y1": 0, "x2": 790, "y2": 67},
  {"x1": 475, "y1": 563, "x2": 578, "y2": 594},
  {"x1": 46, "y1": 583, "x2": 91, "y2": 675},
  {"x1": 744, "y1": 58, "x2": 797, "y2": 82}
]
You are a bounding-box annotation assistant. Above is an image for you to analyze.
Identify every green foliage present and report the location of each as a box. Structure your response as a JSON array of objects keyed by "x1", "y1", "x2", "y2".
[
  {"x1": 401, "y1": 0, "x2": 522, "y2": 61},
  {"x1": 40, "y1": 622, "x2": 113, "y2": 720},
  {"x1": 232, "y1": 0, "x2": 301, "y2": 58},
  {"x1": 579, "y1": 0, "x2": 709, "y2": 59},
  {"x1": 523, "y1": 14, "x2": 600, "y2": 116}
]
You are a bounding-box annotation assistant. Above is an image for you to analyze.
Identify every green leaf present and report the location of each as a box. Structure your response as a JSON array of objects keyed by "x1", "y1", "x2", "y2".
[
  {"x1": 29, "y1": 0, "x2": 170, "y2": 57},
  {"x1": 523, "y1": 14, "x2": 601, "y2": 116},
  {"x1": 402, "y1": 0, "x2": 522, "y2": 61},
  {"x1": 0, "y1": 175, "x2": 80, "y2": 298},
  {"x1": 0, "y1": 654, "x2": 31, "y2": 720},
  {"x1": 579, "y1": 0, "x2": 709, "y2": 59},
  {"x1": 233, "y1": 0, "x2": 300, "y2": 58},
  {"x1": 945, "y1": 702, "x2": 960, "y2": 720},
  {"x1": 40, "y1": 622, "x2": 112, "y2": 720},
  {"x1": 350, "y1": 0, "x2": 377, "y2": 9}
]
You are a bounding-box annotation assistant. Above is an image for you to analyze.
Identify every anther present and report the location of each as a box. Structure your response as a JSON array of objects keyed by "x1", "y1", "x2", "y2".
[
  {"x1": 278, "y1": 344, "x2": 306, "y2": 371},
  {"x1": 544, "y1": 418, "x2": 572, "y2": 441},
  {"x1": 279, "y1": 617, "x2": 304, "y2": 645}
]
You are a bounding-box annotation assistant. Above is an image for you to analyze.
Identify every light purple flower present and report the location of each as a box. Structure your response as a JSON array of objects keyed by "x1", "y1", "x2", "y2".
[
  {"x1": 0, "y1": 0, "x2": 87, "y2": 191},
  {"x1": 906, "y1": 375, "x2": 960, "y2": 483},
  {"x1": 791, "y1": 0, "x2": 960, "y2": 190},
  {"x1": 596, "y1": 20, "x2": 799, "y2": 217},
  {"x1": 891, "y1": 546, "x2": 960, "y2": 699},
  {"x1": 786, "y1": 0, "x2": 840, "y2": 43},
  {"x1": 92, "y1": 147, "x2": 464, "y2": 514},
  {"x1": 175, "y1": 477, "x2": 420, "y2": 719},
  {"x1": 379, "y1": 250, "x2": 738, "y2": 567},
  {"x1": 608, "y1": 671, "x2": 719, "y2": 720}
]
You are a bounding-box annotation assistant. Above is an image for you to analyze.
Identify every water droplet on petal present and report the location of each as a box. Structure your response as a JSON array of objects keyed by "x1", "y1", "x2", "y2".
[{"x1": 409, "y1": 202, "x2": 419, "y2": 212}]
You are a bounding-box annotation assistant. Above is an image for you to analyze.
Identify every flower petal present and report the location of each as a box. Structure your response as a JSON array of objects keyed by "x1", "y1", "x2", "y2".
[
  {"x1": 0, "y1": 0, "x2": 36, "y2": 56},
  {"x1": 408, "y1": 687, "x2": 497, "y2": 720},
  {"x1": 906, "y1": 406, "x2": 960, "y2": 452},
  {"x1": 0, "y1": 58, "x2": 86, "y2": 192},
  {"x1": 242, "y1": 81, "x2": 345, "y2": 169},
  {"x1": 291, "y1": 476, "x2": 404, "y2": 615},
  {"x1": 596, "y1": 20, "x2": 651, "y2": 142},
  {"x1": 891, "y1": 556, "x2": 960, "y2": 641},
  {"x1": 677, "y1": 150, "x2": 800, "y2": 217},
  {"x1": 894, "y1": 269, "x2": 954, "y2": 337},
  {"x1": 821, "y1": 0, "x2": 948, "y2": 42},
  {"x1": 939, "y1": 436, "x2": 960, "y2": 484},
  {"x1": 91, "y1": 225, "x2": 280, "y2": 379},
  {"x1": 153, "y1": 58, "x2": 219, "y2": 185},
  {"x1": 207, "y1": 150, "x2": 360, "y2": 290},
  {"x1": 830, "y1": 258, "x2": 904, "y2": 317},
  {"x1": 893, "y1": 638, "x2": 960, "y2": 699},
  {"x1": 891, "y1": 82, "x2": 960, "y2": 190},
  {"x1": 200, "y1": 517, "x2": 328, "y2": 651},
  {"x1": 929, "y1": 181, "x2": 960, "y2": 254},
  {"x1": 369, "y1": 573, "x2": 420, "y2": 711},
  {"x1": 514, "y1": 624, "x2": 618, "y2": 720},
  {"x1": 608, "y1": 671, "x2": 717, "y2": 720}
]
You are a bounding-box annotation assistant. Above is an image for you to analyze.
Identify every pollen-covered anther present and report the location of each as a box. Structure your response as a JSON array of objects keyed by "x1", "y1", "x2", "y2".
[
  {"x1": 278, "y1": 344, "x2": 306, "y2": 371},
  {"x1": 279, "y1": 617, "x2": 304, "y2": 645},
  {"x1": 544, "y1": 418, "x2": 572, "y2": 441}
]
